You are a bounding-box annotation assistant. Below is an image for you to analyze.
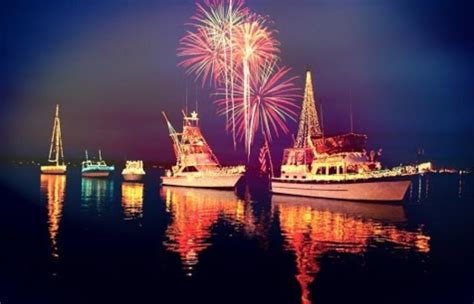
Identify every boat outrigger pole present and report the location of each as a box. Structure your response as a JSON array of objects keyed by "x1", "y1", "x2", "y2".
[{"x1": 162, "y1": 112, "x2": 182, "y2": 159}]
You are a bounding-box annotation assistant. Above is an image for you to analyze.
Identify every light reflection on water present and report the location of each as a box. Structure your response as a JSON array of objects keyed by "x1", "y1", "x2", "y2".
[
  {"x1": 121, "y1": 182, "x2": 144, "y2": 220},
  {"x1": 80, "y1": 178, "x2": 115, "y2": 216},
  {"x1": 31, "y1": 169, "x2": 467, "y2": 304},
  {"x1": 273, "y1": 196, "x2": 430, "y2": 304},
  {"x1": 40, "y1": 174, "x2": 66, "y2": 259},
  {"x1": 161, "y1": 186, "x2": 252, "y2": 276}
]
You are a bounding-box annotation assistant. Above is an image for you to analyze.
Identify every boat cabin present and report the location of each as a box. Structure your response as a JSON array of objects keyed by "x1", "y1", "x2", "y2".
[{"x1": 280, "y1": 133, "x2": 382, "y2": 180}]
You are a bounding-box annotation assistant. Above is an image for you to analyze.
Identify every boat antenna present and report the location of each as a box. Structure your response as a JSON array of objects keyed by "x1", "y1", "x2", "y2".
[
  {"x1": 350, "y1": 89, "x2": 354, "y2": 133},
  {"x1": 195, "y1": 85, "x2": 198, "y2": 113},
  {"x1": 85, "y1": 150, "x2": 89, "y2": 161},
  {"x1": 185, "y1": 81, "x2": 188, "y2": 115},
  {"x1": 99, "y1": 149, "x2": 102, "y2": 161},
  {"x1": 320, "y1": 101, "x2": 324, "y2": 134}
]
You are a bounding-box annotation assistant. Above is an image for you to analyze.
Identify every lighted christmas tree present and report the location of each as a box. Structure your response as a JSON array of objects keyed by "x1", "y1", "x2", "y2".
[{"x1": 295, "y1": 69, "x2": 323, "y2": 148}]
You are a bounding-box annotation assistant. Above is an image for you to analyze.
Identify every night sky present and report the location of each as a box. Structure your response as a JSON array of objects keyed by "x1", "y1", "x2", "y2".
[{"x1": 1, "y1": 0, "x2": 473, "y2": 168}]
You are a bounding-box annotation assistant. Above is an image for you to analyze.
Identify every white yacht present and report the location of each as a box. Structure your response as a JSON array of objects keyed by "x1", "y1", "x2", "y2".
[
  {"x1": 161, "y1": 111, "x2": 244, "y2": 189},
  {"x1": 271, "y1": 69, "x2": 412, "y2": 202}
]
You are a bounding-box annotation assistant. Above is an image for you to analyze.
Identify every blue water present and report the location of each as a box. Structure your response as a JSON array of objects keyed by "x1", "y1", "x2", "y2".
[{"x1": 0, "y1": 165, "x2": 472, "y2": 304}]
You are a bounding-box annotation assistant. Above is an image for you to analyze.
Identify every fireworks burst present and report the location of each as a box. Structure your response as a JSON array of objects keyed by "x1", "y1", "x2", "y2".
[
  {"x1": 178, "y1": 0, "x2": 249, "y2": 147},
  {"x1": 233, "y1": 18, "x2": 280, "y2": 154},
  {"x1": 216, "y1": 61, "x2": 300, "y2": 149},
  {"x1": 178, "y1": 28, "x2": 224, "y2": 86},
  {"x1": 178, "y1": 0, "x2": 298, "y2": 159}
]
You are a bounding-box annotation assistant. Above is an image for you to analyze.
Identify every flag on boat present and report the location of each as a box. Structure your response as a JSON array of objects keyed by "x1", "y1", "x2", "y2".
[{"x1": 259, "y1": 140, "x2": 270, "y2": 174}]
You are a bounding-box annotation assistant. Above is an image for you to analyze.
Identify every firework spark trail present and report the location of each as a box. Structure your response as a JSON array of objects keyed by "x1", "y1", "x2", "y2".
[
  {"x1": 178, "y1": 28, "x2": 224, "y2": 86},
  {"x1": 178, "y1": 0, "x2": 296, "y2": 159},
  {"x1": 216, "y1": 61, "x2": 300, "y2": 148},
  {"x1": 183, "y1": 0, "x2": 248, "y2": 148},
  {"x1": 233, "y1": 18, "x2": 280, "y2": 156}
]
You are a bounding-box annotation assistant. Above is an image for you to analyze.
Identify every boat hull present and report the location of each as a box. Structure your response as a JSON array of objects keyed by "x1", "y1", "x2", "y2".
[
  {"x1": 122, "y1": 174, "x2": 144, "y2": 182},
  {"x1": 161, "y1": 174, "x2": 242, "y2": 189},
  {"x1": 271, "y1": 177, "x2": 411, "y2": 202},
  {"x1": 40, "y1": 165, "x2": 67, "y2": 175},
  {"x1": 82, "y1": 171, "x2": 111, "y2": 178}
]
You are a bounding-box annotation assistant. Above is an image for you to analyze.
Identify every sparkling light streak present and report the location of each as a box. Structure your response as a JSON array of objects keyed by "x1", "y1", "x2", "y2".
[
  {"x1": 216, "y1": 61, "x2": 300, "y2": 149},
  {"x1": 178, "y1": 0, "x2": 295, "y2": 158}
]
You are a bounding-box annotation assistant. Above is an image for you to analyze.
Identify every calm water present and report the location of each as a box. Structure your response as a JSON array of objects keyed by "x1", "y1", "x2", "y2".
[{"x1": 0, "y1": 165, "x2": 472, "y2": 304}]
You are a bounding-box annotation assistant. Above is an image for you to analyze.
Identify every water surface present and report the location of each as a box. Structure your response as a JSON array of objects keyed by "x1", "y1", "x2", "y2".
[{"x1": 0, "y1": 166, "x2": 472, "y2": 304}]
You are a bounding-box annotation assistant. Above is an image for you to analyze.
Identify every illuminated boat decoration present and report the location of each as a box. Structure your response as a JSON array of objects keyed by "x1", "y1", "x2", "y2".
[
  {"x1": 122, "y1": 160, "x2": 146, "y2": 181},
  {"x1": 271, "y1": 69, "x2": 411, "y2": 202},
  {"x1": 41, "y1": 104, "x2": 67, "y2": 174},
  {"x1": 81, "y1": 150, "x2": 115, "y2": 178},
  {"x1": 161, "y1": 111, "x2": 245, "y2": 189}
]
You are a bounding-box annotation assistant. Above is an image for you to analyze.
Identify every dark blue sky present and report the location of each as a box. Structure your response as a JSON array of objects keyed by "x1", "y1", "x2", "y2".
[{"x1": 1, "y1": 0, "x2": 473, "y2": 167}]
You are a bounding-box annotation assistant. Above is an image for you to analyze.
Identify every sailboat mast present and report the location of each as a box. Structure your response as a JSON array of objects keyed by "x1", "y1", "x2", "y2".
[
  {"x1": 48, "y1": 104, "x2": 60, "y2": 164},
  {"x1": 55, "y1": 105, "x2": 61, "y2": 165},
  {"x1": 58, "y1": 120, "x2": 64, "y2": 165},
  {"x1": 48, "y1": 116, "x2": 56, "y2": 163}
]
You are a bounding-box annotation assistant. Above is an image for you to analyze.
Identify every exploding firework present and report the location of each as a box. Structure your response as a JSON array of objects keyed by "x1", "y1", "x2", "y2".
[
  {"x1": 216, "y1": 61, "x2": 300, "y2": 149},
  {"x1": 178, "y1": 28, "x2": 225, "y2": 86},
  {"x1": 178, "y1": 0, "x2": 296, "y2": 159},
  {"x1": 178, "y1": 0, "x2": 249, "y2": 146},
  {"x1": 232, "y1": 18, "x2": 280, "y2": 155}
]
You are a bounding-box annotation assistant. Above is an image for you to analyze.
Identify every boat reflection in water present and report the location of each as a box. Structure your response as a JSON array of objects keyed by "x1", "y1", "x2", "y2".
[
  {"x1": 273, "y1": 196, "x2": 430, "y2": 304},
  {"x1": 121, "y1": 182, "x2": 144, "y2": 220},
  {"x1": 80, "y1": 178, "x2": 114, "y2": 216},
  {"x1": 161, "y1": 186, "x2": 254, "y2": 276},
  {"x1": 40, "y1": 174, "x2": 66, "y2": 259}
]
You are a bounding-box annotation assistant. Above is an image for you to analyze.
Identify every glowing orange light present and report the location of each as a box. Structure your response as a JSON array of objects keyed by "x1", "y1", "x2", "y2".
[
  {"x1": 40, "y1": 174, "x2": 66, "y2": 259},
  {"x1": 121, "y1": 182, "x2": 144, "y2": 220},
  {"x1": 276, "y1": 198, "x2": 430, "y2": 304}
]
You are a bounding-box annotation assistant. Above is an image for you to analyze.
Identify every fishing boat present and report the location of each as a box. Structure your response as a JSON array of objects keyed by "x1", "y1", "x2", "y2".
[
  {"x1": 122, "y1": 160, "x2": 146, "y2": 181},
  {"x1": 41, "y1": 105, "x2": 67, "y2": 174},
  {"x1": 81, "y1": 150, "x2": 115, "y2": 178},
  {"x1": 161, "y1": 111, "x2": 245, "y2": 189},
  {"x1": 271, "y1": 69, "x2": 411, "y2": 202}
]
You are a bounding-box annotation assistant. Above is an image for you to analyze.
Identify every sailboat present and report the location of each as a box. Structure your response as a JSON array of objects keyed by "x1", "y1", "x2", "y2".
[
  {"x1": 161, "y1": 111, "x2": 245, "y2": 188},
  {"x1": 81, "y1": 150, "x2": 115, "y2": 178},
  {"x1": 41, "y1": 105, "x2": 67, "y2": 174}
]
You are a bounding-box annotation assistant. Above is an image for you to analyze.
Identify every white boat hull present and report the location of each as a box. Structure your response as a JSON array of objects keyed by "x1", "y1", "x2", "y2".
[
  {"x1": 40, "y1": 165, "x2": 67, "y2": 175},
  {"x1": 122, "y1": 173, "x2": 144, "y2": 182},
  {"x1": 271, "y1": 178, "x2": 411, "y2": 202},
  {"x1": 161, "y1": 174, "x2": 242, "y2": 189}
]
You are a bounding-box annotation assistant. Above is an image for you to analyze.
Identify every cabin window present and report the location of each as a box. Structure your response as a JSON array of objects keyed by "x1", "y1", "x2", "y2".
[
  {"x1": 183, "y1": 166, "x2": 198, "y2": 172},
  {"x1": 328, "y1": 166, "x2": 338, "y2": 175},
  {"x1": 293, "y1": 176, "x2": 298, "y2": 179},
  {"x1": 285, "y1": 175, "x2": 289, "y2": 179},
  {"x1": 338, "y1": 166, "x2": 344, "y2": 175},
  {"x1": 346, "y1": 165, "x2": 358, "y2": 174},
  {"x1": 316, "y1": 167, "x2": 326, "y2": 175}
]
